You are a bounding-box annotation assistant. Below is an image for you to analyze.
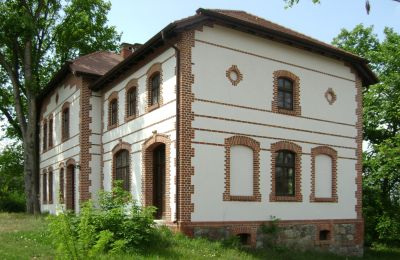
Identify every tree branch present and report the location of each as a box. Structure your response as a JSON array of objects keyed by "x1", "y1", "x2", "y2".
[
  {"x1": 0, "y1": 52, "x2": 27, "y2": 136},
  {"x1": 0, "y1": 106, "x2": 23, "y2": 139}
]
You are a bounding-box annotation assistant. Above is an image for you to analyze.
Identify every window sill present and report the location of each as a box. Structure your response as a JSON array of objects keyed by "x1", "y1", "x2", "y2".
[
  {"x1": 270, "y1": 194, "x2": 302, "y2": 202},
  {"x1": 311, "y1": 197, "x2": 338, "y2": 203},
  {"x1": 108, "y1": 124, "x2": 118, "y2": 131},
  {"x1": 223, "y1": 195, "x2": 261, "y2": 202},
  {"x1": 276, "y1": 107, "x2": 300, "y2": 116},
  {"x1": 147, "y1": 103, "x2": 160, "y2": 112},
  {"x1": 125, "y1": 115, "x2": 137, "y2": 123}
]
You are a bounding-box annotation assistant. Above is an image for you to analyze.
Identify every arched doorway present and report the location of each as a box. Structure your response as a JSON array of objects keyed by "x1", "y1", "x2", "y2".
[
  {"x1": 66, "y1": 164, "x2": 75, "y2": 211},
  {"x1": 153, "y1": 144, "x2": 166, "y2": 219}
]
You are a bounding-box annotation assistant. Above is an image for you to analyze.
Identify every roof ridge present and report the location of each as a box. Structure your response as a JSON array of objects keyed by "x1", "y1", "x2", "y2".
[{"x1": 70, "y1": 50, "x2": 117, "y2": 63}]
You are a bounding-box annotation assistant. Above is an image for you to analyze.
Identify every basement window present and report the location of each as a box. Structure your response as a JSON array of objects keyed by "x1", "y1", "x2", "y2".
[
  {"x1": 237, "y1": 233, "x2": 251, "y2": 246},
  {"x1": 319, "y1": 230, "x2": 330, "y2": 241}
]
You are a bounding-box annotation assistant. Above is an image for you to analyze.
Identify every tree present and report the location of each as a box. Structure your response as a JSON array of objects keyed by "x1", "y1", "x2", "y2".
[
  {"x1": 0, "y1": 0, "x2": 120, "y2": 214},
  {"x1": 333, "y1": 25, "x2": 400, "y2": 245},
  {"x1": 0, "y1": 142, "x2": 25, "y2": 212},
  {"x1": 284, "y1": 0, "x2": 400, "y2": 14}
]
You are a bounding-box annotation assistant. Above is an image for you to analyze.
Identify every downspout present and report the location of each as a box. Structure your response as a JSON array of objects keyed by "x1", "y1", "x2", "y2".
[{"x1": 161, "y1": 31, "x2": 180, "y2": 224}]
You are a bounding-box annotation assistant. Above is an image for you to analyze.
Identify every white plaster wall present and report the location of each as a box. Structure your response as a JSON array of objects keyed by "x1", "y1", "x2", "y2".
[
  {"x1": 40, "y1": 78, "x2": 81, "y2": 213},
  {"x1": 230, "y1": 146, "x2": 253, "y2": 196},
  {"x1": 190, "y1": 25, "x2": 359, "y2": 222},
  {"x1": 100, "y1": 48, "x2": 177, "y2": 218},
  {"x1": 315, "y1": 154, "x2": 333, "y2": 198}
]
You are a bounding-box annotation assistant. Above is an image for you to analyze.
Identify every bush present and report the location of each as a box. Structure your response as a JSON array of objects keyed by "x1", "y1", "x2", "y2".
[{"x1": 48, "y1": 182, "x2": 157, "y2": 258}]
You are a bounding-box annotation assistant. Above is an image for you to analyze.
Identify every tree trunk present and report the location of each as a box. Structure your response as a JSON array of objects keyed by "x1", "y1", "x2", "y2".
[{"x1": 24, "y1": 99, "x2": 40, "y2": 214}]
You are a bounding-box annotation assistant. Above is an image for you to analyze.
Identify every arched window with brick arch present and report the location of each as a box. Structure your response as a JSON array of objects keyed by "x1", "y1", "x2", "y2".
[
  {"x1": 310, "y1": 146, "x2": 338, "y2": 203},
  {"x1": 108, "y1": 92, "x2": 118, "y2": 129},
  {"x1": 112, "y1": 142, "x2": 131, "y2": 192},
  {"x1": 272, "y1": 70, "x2": 301, "y2": 116},
  {"x1": 270, "y1": 141, "x2": 302, "y2": 202},
  {"x1": 223, "y1": 135, "x2": 261, "y2": 202},
  {"x1": 146, "y1": 63, "x2": 163, "y2": 112},
  {"x1": 125, "y1": 78, "x2": 138, "y2": 121}
]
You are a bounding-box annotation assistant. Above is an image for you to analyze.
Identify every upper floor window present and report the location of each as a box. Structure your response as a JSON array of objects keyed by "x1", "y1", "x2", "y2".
[
  {"x1": 110, "y1": 99, "x2": 118, "y2": 126},
  {"x1": 150, "y1": 73, "x2": 160, "y2": 106},
  {"x1": 48, "y1": 117, "x2": 53, "y2": 148},
  {"x1": 62, "y1": 103, "x2": 70, "y2": 141},
  {"x1": 127, "y1": 87, "x2": 137, "y2": 118},
  {"x1": 276, "y1": 150, "x2": 295, "y2": 196},
  {"x1": 272, "y1": 70, "x2": 301, "y2": 116},
  {"x1": 278, "y1": 78, "x2": 293, "y2": 110},
  {"x1": 115, "y1": 150, "x2": 130, "y2": 191},
  {"x1": 43, "y1": 120, "x2": 47, "y2": 151}
]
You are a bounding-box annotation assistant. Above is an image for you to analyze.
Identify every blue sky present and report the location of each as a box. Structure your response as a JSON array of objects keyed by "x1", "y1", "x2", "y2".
[{"x1": 108, "y1": 0, "x2": 400, "y2": 45}]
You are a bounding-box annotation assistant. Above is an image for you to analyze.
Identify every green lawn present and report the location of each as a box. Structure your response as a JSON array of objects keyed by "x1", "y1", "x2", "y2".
[{"x1": 0, "y1": 213, "x2": 399, "y2": 259}]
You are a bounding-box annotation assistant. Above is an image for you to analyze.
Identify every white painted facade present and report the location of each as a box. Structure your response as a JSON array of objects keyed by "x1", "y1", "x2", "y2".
[
  {"x1": 190, "y1": 25, "x2": 358, "y2": 221},
  {"x1": 40, "y1": 78, "x2": 81, "y2": 214}
]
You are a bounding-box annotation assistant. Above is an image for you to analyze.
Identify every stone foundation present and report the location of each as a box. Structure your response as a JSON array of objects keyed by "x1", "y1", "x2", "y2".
[{"x1": 185, "y1": 219, "x2": 363, "y2": 257}]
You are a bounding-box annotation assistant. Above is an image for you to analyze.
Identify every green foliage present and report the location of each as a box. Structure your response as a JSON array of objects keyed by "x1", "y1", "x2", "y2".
[
  {"x1": 0, "y1": 142, "x2": 25, "y2": 212},
  {"x1": 260, "y1": 216, "x2": 281, "y2": 249},
  {"x1": 48, "y1": 182, "x2": 157, "y2": 258},
  {"x1": 333, "y1": 25, "x2": 400, "y2": 246}
]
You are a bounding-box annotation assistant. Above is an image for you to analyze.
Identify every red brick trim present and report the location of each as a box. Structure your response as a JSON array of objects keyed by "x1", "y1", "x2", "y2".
[
  {"x1": 226, "y1": 65, "x2": 243, "y2": 86},
  {"x1": 61, "y1": 102, "x2": 70, "y2": 142},
  {"x1": 270, "y1": 141, "x2": 302, "y2": 202},
  {"x1": 355, "y1": 77, "x2": 363, "y2": 220},
  {"x1": 107, "y1": 91, "x2": 119, "y2": 130},
  {"x1": 146, "y1": 63, "x2": 163, "y2": 112},
  {"x1": 223, "y1": 135, "x2": 261, "y2": 202},
  {"x1": 272, "y1": 70, "x2": 301, "y2": 116},
  {"x1": 142, "y1": 133, "x2": 171, "y2": 220},
  {"x1": 111, "y1": 141, "x2": 132, "y2": 191},
  {"x1": 177, "y1": 30, "x2": 196, "y2": 225},
  {"x1": 325, "y1": 88, "x2": 337, "y2": 105},
  {"x1": 310, "y1": 146, "x2": 338, "y2": 203},
  {"x1": 125, "y1": 78, "x2": 138, "y2": 122}
]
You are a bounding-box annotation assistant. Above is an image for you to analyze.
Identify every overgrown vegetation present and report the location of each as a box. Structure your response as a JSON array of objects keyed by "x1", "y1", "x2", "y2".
[
  {"x1": 48, "y1": 182, "x2": 158, "y2": 258},
  {"x1": 0, "y1": 142, "x2": 25, "y2": 212},
  {"x1": 332, "y1": 25, "x2": 400, "y2": 246}
]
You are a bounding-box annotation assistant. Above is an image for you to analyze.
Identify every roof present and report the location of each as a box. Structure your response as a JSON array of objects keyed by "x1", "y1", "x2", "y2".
[
  {"x1": 89, "y1": 8, "x2": 378, "y2": 90},
  {"x1": 39, "y1": 51, "x2": 123, "y2": 100}
]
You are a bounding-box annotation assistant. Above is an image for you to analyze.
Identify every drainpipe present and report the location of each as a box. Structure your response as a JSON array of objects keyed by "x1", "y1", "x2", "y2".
[{"x1": 161, "y1": 31, "x2": 180, "y2": 224}]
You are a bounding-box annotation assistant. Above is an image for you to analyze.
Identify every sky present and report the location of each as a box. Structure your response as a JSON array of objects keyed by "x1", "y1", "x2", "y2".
[{"x1": 108, "y1": 0, "x2": 400, "y2": 45}]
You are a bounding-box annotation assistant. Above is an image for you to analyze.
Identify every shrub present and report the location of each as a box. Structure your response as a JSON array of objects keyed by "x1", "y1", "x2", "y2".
[{"x1": 48, "y1": 182, "x2": 157, "y2": 258}]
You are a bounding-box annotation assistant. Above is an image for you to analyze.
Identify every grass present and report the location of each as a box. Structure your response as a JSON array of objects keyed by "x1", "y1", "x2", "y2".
[{"x1": 0, "y1": 213, "x2": 399, "y2": 259}]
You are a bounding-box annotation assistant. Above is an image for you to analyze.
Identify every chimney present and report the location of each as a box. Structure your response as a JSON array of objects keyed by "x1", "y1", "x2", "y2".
[{"x1": 120, "y1": 43, "x2": 142, "y2": 59}]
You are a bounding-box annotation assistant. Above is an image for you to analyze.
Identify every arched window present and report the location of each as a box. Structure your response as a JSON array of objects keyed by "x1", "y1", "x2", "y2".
[
  {"x1": 270, "y1": 141, "x2": 302, "y2": 202},
  {"x1": 48, "y1": 117, "x2": 53, "y2": 148},
  {"x1": 110, "y1": 99, "x2": 118, "y2": 126},
  {"x1": 42, "y1": 120, "x2": 47, "y2": 151},
  {"x1": 42, "y1": 171, "x2": 47, "y2": 204},
  {"x1": 59, "y1": 167, "x2": 65, "y2": 203},
  {"x1": 272, "y1": 70, "x2": 301, "y2": 116},
  {"x1": 62, "y1": 103, "x2": 70, "y2": 141},
  {"x1": 150, "y1": 73, "x2": 160, "y2": 106},
  {"x1": 127, "y1": 87, "x2": 137, "y2": 118},
  {"x1": 275, "y1": 150, "x2": 295, "y2": 196},
  {"x1": 278, "y1": 78, "x2": 293, "y2": 110},
  {"x1": 115, "y1": 150, "x2": 130, "y2": 191},
  {"x1": 48, "y1": 170, "x2": 53, "y2": 203}
]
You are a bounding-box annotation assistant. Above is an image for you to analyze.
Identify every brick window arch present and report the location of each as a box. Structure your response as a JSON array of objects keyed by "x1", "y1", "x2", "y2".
[
  {"x1": 42, "y1": 169, "x2": 47, "y2": 204},
  {"x1": 112, "y1": 141, "x2": 132, "y2": 192},
  {"x1": 223, "y1": 135, "x2": 261, "y2": 202},
  {"x1": 142, "y1": 133, "x2": 171, "y2": 220},
  {"x1": 272, "y1": 70, "x2": 301, "y2": 116},
  {"x1": 270, "y1": 141, "x2": 302, "y2": 202},
  {"x1": 42, "y1": 119, "x2": 48, "y2": 152},
  {"x1": 61, "y1": 102, "x2": 70, "y2": 141},
  {"x1": 107, "y1": 91, "x2": 119, "y2": 129},
  {"x1": 310, "y1": 146, "x2": 338, "y2": 203},
  {"x1": 125, "y1": 78, "x2": 138, "y2": 121},
  {"x1": 146, "y1": 63, "x2": 163, "y2": 112},
  {"x1": 48, "y1": 167, "x2": 53, "y2": 204}
]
